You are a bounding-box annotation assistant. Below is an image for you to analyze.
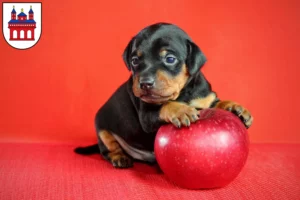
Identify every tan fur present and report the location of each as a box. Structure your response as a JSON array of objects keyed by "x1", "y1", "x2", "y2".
[
  {"x1": 214, "y1": 100, "x2": 253, "y2": 128},
  {"x1": 98, "y1": 130, "x2": 132, "y2": 167},
  {"x1": 189, "y1": 92, "x2": 217, "y2": 109},
  {"x1": 98, "y1": 130, "x2": 120, "y2": 152},
  {"x1": 132, "y1": 64, "x2": 189, "y2": 104},
  {"x1": 159, "y1": 49, "x2": 167, "y2": 57},
  {"x1": 155, "y1": 64, "x2": 189, "y2": 100},
  {"x1": 137, "y1": 50, "x2": 142, "y2": 57},
  {"x1": 132, "y1": 76, "x2": 141, "y2": 98},
  {"x1": 159, "y1": 101, "x2": 199, "y2": 126}
]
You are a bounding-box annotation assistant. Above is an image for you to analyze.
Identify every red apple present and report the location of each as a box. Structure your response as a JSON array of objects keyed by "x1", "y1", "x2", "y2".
[{"x1": 154, "y1": 108, "x2": 249, "y2": 189}]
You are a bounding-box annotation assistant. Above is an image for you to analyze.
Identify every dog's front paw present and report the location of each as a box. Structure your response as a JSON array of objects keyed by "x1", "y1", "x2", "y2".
[
  {"x1": 159, "y1": 101, "x2": 200, "y2": 128},
  {"x1": 110, "y1": 153, "x2": 134, "y2": 168},
  {"x1": 215, "y1": 101, "x2": 253, "y2": 128}
]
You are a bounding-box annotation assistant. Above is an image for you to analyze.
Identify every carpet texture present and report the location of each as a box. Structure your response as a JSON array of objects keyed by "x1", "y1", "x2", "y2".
[{"x1": 0, "y1": 143, "x2": 299, "y2": 200}]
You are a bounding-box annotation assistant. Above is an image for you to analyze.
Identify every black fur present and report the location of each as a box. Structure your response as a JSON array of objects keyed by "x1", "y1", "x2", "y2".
[{"x1": 74, "y1": 144, "x2": 100, "y2": 155}]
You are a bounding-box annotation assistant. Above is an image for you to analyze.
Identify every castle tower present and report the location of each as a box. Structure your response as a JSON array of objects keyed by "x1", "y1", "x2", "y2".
[
  {"x1": 17, "y1": 8, "x2": 27, "y2": 21},
  {"x1": 28, "y1": 6, "x2": 34, "y2": 20},
  {"x1": 11, "y1": 6, "x2": 16, "y2": 20}
]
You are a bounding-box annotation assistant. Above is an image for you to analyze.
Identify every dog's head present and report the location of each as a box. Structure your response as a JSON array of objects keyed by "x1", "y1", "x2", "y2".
[{"x1": 123, "y1": 22, "x2": 206, "y2": 104}]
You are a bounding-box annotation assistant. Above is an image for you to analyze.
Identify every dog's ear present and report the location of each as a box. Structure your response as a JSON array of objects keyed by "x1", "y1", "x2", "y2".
[
  {"x1": 122, "y1": 37, "x2": 135, "y2": 71},
  {"x1": 186, "y1": 40, "x2": 207, "y2": 75}
]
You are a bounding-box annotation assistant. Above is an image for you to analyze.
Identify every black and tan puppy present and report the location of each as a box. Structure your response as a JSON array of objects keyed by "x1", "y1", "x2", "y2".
[{"x1": 74, "y1": 23, "x2": 253, "y2": 168}]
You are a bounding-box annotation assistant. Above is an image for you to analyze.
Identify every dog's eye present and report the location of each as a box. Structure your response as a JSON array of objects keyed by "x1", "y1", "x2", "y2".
[
  {"x1": 164, "y1": 55, "x2": 177, "y2": 65},
  {"x1": 131, "y1": 56, "x2": 139, "y2": 67},
  {"x1": 166, "y1": 57, "x2": 176, "y2": 63}
]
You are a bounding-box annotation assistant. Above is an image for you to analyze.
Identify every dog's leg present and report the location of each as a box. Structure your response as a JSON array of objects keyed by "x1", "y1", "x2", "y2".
[
  {"x1": 98, "y1": 129, "x2": 133, "y2": 168},
  {"x1": 189, "y1": 92, "x2": 218, "y2": 109},
  {"x1": 188, "y1": 92, "x2": 253, "y2": 128},
  {"x1": 213, "y1": 100, "x2": 253, "y2": 128},
  {"x1": 159, "y1": 101, "x2": 200, "y2": 128}
]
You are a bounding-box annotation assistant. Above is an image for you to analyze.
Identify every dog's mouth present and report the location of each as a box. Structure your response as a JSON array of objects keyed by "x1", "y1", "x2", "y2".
[{"x1": 140, "y1": 92, "x2": 173, "y2": 104}]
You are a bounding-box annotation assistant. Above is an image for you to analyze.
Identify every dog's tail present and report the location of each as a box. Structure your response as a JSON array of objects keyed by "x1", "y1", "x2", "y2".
[{"x1": 74, "y1": 144, "x2": 100, "y2": 155}]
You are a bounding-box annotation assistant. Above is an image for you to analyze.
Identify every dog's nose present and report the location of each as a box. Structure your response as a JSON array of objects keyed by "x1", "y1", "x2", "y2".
[{"x1": 139, "y1": 77, "x2": 155, "y2": 90}]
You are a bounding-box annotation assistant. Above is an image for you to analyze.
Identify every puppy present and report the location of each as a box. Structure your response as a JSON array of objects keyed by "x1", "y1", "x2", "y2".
[{"x1": 74, "y1": 22, "x2": 253, "y2": 168}]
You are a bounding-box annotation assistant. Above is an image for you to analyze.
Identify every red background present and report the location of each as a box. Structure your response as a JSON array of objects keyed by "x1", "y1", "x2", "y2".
[{"x1": 0, "y1": 0, "x2": 299, "y2": 144}]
